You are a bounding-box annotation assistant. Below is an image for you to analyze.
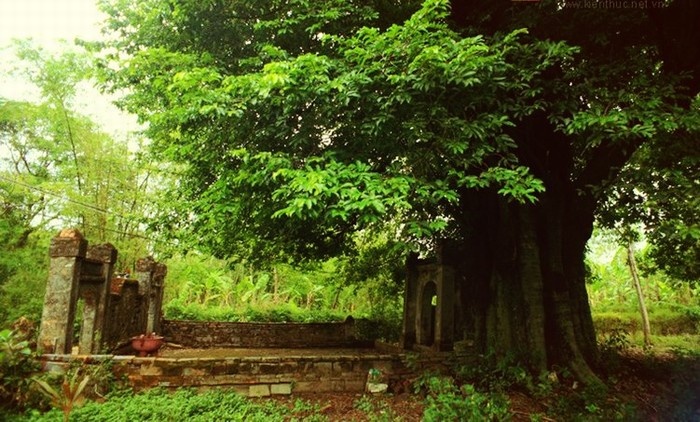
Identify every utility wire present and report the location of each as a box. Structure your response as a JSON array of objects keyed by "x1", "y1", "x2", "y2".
[
  {"x1": 0, "y1": 173, "x2": 109, "y2": 214},
  {"x1": 0, "y1": 174, "x2": 184, "y2": 246}
]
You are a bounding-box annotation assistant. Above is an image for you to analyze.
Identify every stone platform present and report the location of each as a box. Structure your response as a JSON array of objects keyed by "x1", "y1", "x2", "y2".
[{"x1": 40, "y1": 346, "x2": 430, "y2": 397}]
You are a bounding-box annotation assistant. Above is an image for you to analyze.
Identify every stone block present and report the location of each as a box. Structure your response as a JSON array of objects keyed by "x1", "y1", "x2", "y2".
[
  {"x1": 139, "y1": 364, "x2": 163, "y2": 376},
  {"x1": 314, "y1": 362, "x2": 333, "y2": 376},
  {"x1": 210, "y1": 363, "x2": 230, "y2": 376},
  {"x1": 49, "y1": 230, "x2": 87, "y2": 258},
  {"x1": 196, "y1": 375, "x2": 238, "y2": 386},
  {"x1": 276, "y1": 362, "x2": 299, "y2": 374},
  {"x1": 228, "y1": 385, "x2": 250, "y2": 396},
  {"x1": 345, "y1": 380, "x2": 367, "y2": 392},
  {"x1": 333, "y1": 361, "x2": 353, "y2": 374},
  {"x1": 248, "y1": 384, "x2": 271, "y2": 397},
  {"x1": 183, "y1": 367, "x2": 207, "y2": 377},
  {"x1": 291, "y1": 381, "x2": 321, "y2": 393},
  {"x1": 372, "y1": 360, "x2": 394, "y2": 373},
  {"x1": 270, "y1": 383, "x2": 292, "y2": 395},
  {"x1": 42, "y1": 361, "x2": 68, "y2": 374},
  {"x1": 238, "y1": 362, "x2": 260, "y2": 374},
  {"x1": 258, "y1": 363, "x2": 278, "y2": 374}
]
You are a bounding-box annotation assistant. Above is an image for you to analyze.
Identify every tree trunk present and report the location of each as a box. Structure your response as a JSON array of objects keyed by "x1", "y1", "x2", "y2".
[
  {"x1": 516, "y1": 205, "x2": 548, "y2": 373},
  {"x1": 457, "y1": 188, "x2": 602, "y2": 385},
  {"x1": 626, "y1": 240, "x2": 652, "y2": 347}
]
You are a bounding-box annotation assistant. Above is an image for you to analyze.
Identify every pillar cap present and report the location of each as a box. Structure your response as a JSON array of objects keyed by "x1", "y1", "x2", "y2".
[
  {"x1": 50, "y1": 228, "x2": 87, "y2": 258},
  {"x1": 58, "y1": 228, "x2": 84, "y2": 239},
  {"x1": 136, "y1": 256, "x2": 156, "y2": 272}
]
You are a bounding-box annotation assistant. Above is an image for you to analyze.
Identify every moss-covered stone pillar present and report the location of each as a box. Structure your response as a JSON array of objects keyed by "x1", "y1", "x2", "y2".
[
  {"x1": 38, "y1": 229, "x2": 87, "y2": 354},
  {"x1": 150, "y1": 263, "x2": 167, "y2": 334},
  {"x1": 400, "y1": 253, "x2": 419, "y2": 349},
  {"x1": 135, "y1": 257, "x2": 160, "y2": 334},
  {"x1": 434, "y1": 265, "x2": 455, "y2": 351},
  {"x1": 78, "y1": 243, "x2": 117, "y2": 354}
]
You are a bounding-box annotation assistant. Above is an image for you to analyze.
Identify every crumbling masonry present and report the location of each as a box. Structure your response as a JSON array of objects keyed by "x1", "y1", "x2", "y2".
[{"x1": 37, "y1": 229, "x2": 166, "y2": 354}]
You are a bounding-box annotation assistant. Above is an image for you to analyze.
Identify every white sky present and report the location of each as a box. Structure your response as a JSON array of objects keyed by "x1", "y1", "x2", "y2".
[
  {"x1": 0, "y1": 0, "x2": 104, "y2": 44},
  {"x1": 0, "y1": 0, "x2": 139, "y2": 136}
]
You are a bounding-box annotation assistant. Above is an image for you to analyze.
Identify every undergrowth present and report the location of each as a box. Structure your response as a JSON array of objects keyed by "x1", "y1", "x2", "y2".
[{"x1": 17, "y1": 388, "x2": 307, "y2": 422}]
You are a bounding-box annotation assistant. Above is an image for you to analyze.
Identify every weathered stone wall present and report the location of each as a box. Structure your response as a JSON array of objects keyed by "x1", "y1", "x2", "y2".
[
  {"x1": 161, "y1": 319, "x2": 362, "y2": 348},
  {"x1": 40, "y1": 351, "x2": 424, "y2": 396}
]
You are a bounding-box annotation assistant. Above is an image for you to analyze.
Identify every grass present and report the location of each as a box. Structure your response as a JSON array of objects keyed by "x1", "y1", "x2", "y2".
[
  {"x1": 628, "y1": 333, "x2": 700, "y2": 353},
  {"x1": 593, "y1": 301, "x2": 699, "y2": 335}
]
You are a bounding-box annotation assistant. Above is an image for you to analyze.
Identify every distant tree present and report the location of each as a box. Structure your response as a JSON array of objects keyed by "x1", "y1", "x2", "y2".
[
  {"x1": 0, "y1": 42, "x2": 159, "y2": 325},
  {"x1": 599, "y1": 138, "x2": 699, "y2": 282}
]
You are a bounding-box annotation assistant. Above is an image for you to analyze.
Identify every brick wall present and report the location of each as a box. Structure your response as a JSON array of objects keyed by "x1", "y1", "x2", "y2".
[{"x1": 161, "y1": 319, "x2": 363, "y2": 348}]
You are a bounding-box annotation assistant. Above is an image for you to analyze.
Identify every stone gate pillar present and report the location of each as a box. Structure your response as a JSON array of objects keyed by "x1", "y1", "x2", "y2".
[
  {"x1": 433, "y1": 264, "x2": 454, "y2": 351},
  {"x1": 37, "y1": 229, "x2": 87, "y2": 354},
  {"x1": 400, "y1": 253, "x2": 419, "y2": 349},
  {"x1": 78, "y1": 243, "x2": 117, "y2": 354},
  {"x1": 151, "y1": 263, "x2": 167, "y2": 334},
  {"x1": 135, "y1": 257, "x2": 166, "y2": 334}
]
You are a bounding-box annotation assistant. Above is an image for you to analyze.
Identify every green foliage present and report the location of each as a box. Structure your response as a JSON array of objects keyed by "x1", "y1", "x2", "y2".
[
  {"x1": 593, "y1": 307, "x2": 700, "y2": 336},
  {"x1": 422, "y1": 377, "x2": 511, "y2": 422},
  {"x1": 0, "y1": 329, "x2": 40, "y2": 411},
  {"x1": 163, "y1": 301, "x2": 346, "y2": 323},
  {"x1": 162, "y1": 250, "x2": 404, "y2": 335},
  {"x1": 454, "y1": 353, "x2": 534, "y2": 394},
  {"x1": 597, "y1": 328, "x2": 632, "y2": 374},
  {"x1": 95, "y1": 0, "x2": 700, "y2": 384},
  {"x1": 548, "y1": 382, "x2": 639, "y2": 421},
  {"x1": 98, "y1": 0, "x2": 578, "y2": 262},
  {"x1": 598, "y1": 117, "x2": 700, "y2": 282},
  {"x1": 0, "y1": 231, "x2": 50, "y2": 326},
  {"x1": 1, "y1": 41, "x2": 157, "y2": 268},
  {"x1": 354, "y1": 315, "x2": 402, "y2": 343},
  {"x1": 28, "y1": 388, "x2": 301, "y2": 422},
  {"x1": 33, "y1": 373, "x2": 91, "y2": 422},
  {"x1": 354, "y1": 395, "x2": 375, "y2": 413},
  {"x1": 587, "y1": 228, "x2": 700, "y2": 336},
  {"x1": 352, "y1": 395, "x2": 398, "y2": 422},
  {"x1": 1, "y1": 41, "x2": 161, "y2": 328}
]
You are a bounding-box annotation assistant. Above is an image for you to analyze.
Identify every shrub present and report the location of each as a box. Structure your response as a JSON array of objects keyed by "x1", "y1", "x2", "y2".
[
  {"x1": 453, "y1": 352, "x2": 535, "y2": 393},
  {"x1": 0, "y1": 328, "x2": 40, "y2": 411},
  {"x1": 422, "y1": 377, "x2": 511, "y2": 422}
]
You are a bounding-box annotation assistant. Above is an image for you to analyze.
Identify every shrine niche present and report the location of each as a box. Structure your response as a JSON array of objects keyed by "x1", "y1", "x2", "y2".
[{"x1": 401, "y1": 252, "x2": 455, "y2": 352}]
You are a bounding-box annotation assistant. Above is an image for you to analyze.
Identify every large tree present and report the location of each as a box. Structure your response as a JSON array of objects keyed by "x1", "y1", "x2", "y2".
[{"x1": 97, "y1": 0, "x2": 700, "y2": 383}]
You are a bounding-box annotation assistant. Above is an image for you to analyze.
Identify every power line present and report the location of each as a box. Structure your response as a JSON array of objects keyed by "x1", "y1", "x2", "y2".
[
  {"x1": 0, "y1": 173, "x2": 109, "y2": 214},
  {"x1": 0, "y1": 173, "x2": 182, "y2": 247},
  {"x1": 0, "y1": 173, "x2": 158, "y2": 235}
]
